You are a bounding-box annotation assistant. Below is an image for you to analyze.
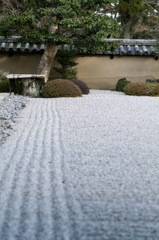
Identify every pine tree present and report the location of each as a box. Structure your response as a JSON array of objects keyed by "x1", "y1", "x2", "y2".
[
  {"x1": 0, "y1": 0, "x2": 121, "y2": 81},
  {"x1": 53, "y1": 50, "x2": 78, "y2": 79},
  {"x1": 104, "y1": 0, "x2": 159, "y2": 39}
]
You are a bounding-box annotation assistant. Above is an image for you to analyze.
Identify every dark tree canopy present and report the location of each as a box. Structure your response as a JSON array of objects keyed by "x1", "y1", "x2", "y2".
[
  {"x1": 0, "y1": 0, "x2": 122, "y2": 81},
  {"x1": 0, "y1": 0, "x2": 121, "y2": 46},
  {"x1": 104, "y1": 0, "x2": 159, "y2": 39}
]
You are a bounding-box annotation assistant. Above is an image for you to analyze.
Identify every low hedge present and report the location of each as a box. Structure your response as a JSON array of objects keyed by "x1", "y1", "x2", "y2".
[{"x1": 123, "y1": 82, "x2": 159, "y2": 96}]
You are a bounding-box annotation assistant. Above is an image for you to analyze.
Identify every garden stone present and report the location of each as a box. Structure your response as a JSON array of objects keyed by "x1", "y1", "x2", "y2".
[{"x1": 7, "y1": 74, "x2": 45, "y2": 97}]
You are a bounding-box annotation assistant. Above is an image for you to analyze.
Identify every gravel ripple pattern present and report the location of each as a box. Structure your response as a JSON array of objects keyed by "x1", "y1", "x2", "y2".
[{"x1": 0, "y1": 90, "x2": 159, "y2": 240}]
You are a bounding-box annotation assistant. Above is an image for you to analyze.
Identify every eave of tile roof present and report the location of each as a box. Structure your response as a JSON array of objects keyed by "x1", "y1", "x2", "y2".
[
  {"x1": 0, "y1": 37, "x2": 157, "y2": 56},
  {"x1": 0, "y1": 37, "x2": 45, "y2": 53},
  {"x1": 102, "y1": 39, "x2": 157, "y2": 56}
]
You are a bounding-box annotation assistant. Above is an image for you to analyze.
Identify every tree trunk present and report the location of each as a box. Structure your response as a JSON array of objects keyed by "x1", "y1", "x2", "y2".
[
  {"x1": 123, "y1": 23, "x2": 131, "y2": 39},
  {"x1": 37, "y1": 42, "x2": 58, "y2": 82}
]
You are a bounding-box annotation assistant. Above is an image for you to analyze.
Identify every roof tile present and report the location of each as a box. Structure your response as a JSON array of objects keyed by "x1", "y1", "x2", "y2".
[{"x1": 0, "y1": 37, "x2": 157, "y2": 56}]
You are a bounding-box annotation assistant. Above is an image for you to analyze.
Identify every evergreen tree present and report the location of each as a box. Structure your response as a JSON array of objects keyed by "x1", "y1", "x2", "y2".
[
  {"x1": 0, "y1": 0, "x2": 121, "y2": 81},
  {"x1": 119, "y1": 0, "x2": 146, "y2": 39},
  {"x1": 133, "y1": 0, "x2": 159, "y2": 39},
  {"x1": 53, "y1": 50, "x2": 78, "y2": 79},
  {"x1": 104, "y1": 0, "x2": 159, "y2": 39}
]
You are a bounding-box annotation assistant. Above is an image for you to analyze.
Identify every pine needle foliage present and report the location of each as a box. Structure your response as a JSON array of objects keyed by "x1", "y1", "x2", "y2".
[
  {"x1": 0, "y1": 0, "x2": 121, "y2": 50},
  {"x1": 53, "y1": 50, "x2": 78, "y2": 79}
]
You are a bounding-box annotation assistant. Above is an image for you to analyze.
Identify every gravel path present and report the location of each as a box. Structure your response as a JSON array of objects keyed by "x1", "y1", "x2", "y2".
[{"x1": 0, "y1": 90, "x2": 159, "y2": 240}]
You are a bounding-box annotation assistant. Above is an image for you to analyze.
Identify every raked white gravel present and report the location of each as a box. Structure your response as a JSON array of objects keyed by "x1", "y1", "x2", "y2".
[{"x1": 0, "y1": 89, "x2": 159, "y2": 240}]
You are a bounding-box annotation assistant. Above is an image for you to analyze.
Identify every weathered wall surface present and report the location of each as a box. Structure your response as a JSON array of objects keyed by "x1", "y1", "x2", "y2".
[
  {"x1": 0, "y1": 53, "x2": 61, "y2": 79},
  {"x1": 75, "y1": 55, "x2": 159, "y2": 89},
  {"x1": 0, "y1": 53, "x2": 158, "y2": 89}
]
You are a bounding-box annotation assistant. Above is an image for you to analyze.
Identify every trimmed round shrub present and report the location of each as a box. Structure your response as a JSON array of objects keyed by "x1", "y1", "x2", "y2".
[
  {"x1": 42, "y1": 79, "x2": 82, "y2": 98},
  {"x1": 0, "y1": 79, "x2": 9, "y2": 92},
  {"x1": 116, "y1": 80, "x2": 131, "y2": 92},
  {"x1": 123, "y1": 82, "x2": 159, "y2": 96},
  {"x1": 67, "y1": 79, "x2": 89, "y2": 94}
]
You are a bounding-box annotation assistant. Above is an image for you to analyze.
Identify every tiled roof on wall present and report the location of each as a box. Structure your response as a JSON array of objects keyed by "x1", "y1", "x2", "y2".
[
  {"x1": 0, "y1": 37, "x2": 157, "y2": 56},
  {"x1": 102, "y1": 39, "x2": 157, "y2": 56},
  {"x1": 0, "y1": 37, "x2": 45, "y2": 53}
]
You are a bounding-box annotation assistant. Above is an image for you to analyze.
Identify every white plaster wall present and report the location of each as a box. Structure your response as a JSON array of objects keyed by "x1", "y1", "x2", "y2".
[{"x1": 0, "y1": 53, "x2": 158, "y2": 89}]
